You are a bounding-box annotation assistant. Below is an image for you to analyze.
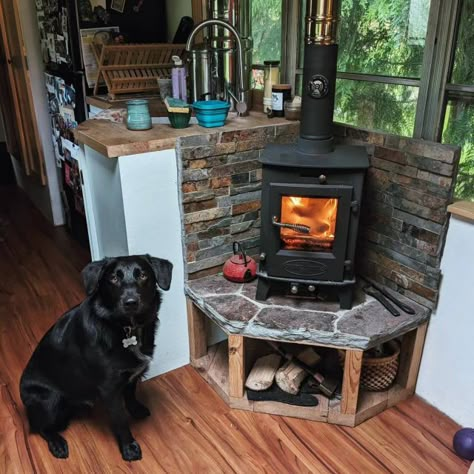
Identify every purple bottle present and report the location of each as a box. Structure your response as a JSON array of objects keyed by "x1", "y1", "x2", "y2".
[{"x1": 171, "y1": 55, "x2": 187, "y2": 102}]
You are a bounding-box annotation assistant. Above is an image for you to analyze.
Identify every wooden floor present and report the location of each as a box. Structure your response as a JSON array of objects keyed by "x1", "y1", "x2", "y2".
[{"x1": 0, "y1": 186, "x2": 470, "y2": 474}]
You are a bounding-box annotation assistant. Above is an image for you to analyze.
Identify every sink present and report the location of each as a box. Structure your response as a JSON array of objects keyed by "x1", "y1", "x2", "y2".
[{"x1": 152, "y1": 117, "x2": 197, "y2": 125}]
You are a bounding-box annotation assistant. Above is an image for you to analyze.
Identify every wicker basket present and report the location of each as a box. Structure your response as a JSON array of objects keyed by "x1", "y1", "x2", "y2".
[{"x1": 339, "y1": 340, "x2": 400, "y2": 392}]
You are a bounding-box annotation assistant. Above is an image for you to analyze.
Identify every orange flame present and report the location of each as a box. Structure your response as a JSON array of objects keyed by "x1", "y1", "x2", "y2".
[{"x1": 280, "y1": 196, "x2": 338, "y2": 251}]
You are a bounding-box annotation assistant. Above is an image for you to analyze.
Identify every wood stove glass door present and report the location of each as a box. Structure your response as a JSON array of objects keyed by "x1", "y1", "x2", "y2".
[{"x1": 267, "y1": 183, "x2": 353, "y2": 281}]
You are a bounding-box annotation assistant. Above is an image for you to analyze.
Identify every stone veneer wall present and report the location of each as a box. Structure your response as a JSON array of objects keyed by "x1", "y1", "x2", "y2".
[
  {"x1": 177, "y1": 122, "x2": 460, "y2": 310},
  {"x1": 333, "y1": 125, "x2": 460, "y2": 309},
  {"x1": 177, "y1": 122, "x2": 299, "y2": 279}
]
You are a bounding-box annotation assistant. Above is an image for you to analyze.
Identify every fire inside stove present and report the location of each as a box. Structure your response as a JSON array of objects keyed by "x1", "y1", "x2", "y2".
[{"x1": 280, "y1": 196, "x2": 338, "y2": 251}]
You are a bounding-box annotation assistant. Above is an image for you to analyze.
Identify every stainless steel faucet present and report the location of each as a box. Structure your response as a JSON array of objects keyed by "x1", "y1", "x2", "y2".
[{"x1": 186, "y1": 19, "x2": 248, "y2": 115}]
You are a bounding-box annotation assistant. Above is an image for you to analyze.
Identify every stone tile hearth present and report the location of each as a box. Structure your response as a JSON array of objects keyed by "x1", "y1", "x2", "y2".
[{"x1": 185, "y1": 274, "x2": 429, "y2": 350}]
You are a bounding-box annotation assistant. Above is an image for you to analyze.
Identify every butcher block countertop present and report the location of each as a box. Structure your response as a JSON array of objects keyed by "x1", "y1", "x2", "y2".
[{"x1": 74, "y1": 112, "x2": 289, "y2": 158}]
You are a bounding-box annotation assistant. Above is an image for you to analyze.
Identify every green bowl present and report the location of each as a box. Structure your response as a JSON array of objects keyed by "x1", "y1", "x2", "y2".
[{"x1": 168, "y1": 111, "x2": 192, "y2": 129}]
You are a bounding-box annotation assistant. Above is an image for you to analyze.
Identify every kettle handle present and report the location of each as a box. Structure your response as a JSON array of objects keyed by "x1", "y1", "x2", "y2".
[{"x1": 233, "y1": 241, "x2": 248, "y2": 266}]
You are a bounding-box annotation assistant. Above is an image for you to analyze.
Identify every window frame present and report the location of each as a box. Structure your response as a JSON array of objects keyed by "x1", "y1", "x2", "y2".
[{"x1": 278, "y1": 0, "x2": 472, "y2": 144}]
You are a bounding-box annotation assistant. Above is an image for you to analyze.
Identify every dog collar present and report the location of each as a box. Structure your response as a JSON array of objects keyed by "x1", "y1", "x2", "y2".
[{"x1": 122, "y1": 326, "x2": 138, "y2": 348}]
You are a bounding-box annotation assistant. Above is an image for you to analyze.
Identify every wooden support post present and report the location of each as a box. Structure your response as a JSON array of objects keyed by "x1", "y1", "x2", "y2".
[
  {"x1": 397, "y1": 322, "x2": 429, "y2": 392},
  {"x1": 186, "y1": 298, "x2": 207, "y2": 361},
  {"x1": 228, "y1": 335, "x2": 245, "y2": 398},
  {"x1": 341, "y1": 349, "x2": 364, "y2": 415}
]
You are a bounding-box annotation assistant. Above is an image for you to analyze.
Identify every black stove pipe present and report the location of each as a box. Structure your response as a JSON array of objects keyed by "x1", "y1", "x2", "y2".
[{"x1": 298, "y1": 0, "x2": 339, "y2": 155}]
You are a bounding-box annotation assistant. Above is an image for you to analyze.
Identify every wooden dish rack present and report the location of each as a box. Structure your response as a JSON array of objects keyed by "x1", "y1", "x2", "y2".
[{"x1": 92, "y1": 43, "x2": 186, "y2": 99}]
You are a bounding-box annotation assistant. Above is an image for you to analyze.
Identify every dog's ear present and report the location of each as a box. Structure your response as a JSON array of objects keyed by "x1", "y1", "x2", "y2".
[
  {"x1": 144, "y1": 255, "x2": 173, "y2": 291},
  {"x1": 81, "y1": 258, "x2": 110, "y2": 296}
]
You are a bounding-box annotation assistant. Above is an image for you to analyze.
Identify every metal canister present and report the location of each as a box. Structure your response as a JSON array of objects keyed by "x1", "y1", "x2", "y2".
[
  {"x1": 190, "y1": 47, "x2": 212, "y2": 101},
  {"x1": 206, "y1": 0, "x2": 252, "y2": 109}
]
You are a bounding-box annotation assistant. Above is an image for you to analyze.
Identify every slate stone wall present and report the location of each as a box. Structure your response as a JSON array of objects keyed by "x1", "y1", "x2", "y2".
[
  {"x1": 177, "y1": 122, "x2": 299, "y2": 280},
  {"x1": 177, "y1": 121, "x2": 460, "y2": 309},
  {"x1": 334, "y1": 124, "x2": 460, "y2": 309}
]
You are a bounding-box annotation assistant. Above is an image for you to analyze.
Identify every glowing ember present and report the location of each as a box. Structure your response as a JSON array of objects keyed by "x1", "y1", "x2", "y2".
[{"x1": 280, "y1": 196, "x2": 338, "y2": 251}]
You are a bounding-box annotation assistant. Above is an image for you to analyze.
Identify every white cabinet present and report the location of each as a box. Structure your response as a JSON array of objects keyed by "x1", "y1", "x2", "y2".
[{"x1": 78, "y1": 144, "x2": 189, "y2": 378}]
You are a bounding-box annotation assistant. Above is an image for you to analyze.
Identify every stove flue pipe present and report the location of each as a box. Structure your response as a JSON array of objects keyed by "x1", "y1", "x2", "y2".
[{"x1": 298, "y1": 0, "x2": 340, "y2": 155}]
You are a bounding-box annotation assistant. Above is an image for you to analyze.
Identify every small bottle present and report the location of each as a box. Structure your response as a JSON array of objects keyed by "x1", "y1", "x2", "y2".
[
  {"x1": 263, "y1": 60, "x2": 280, "y2": 113},
  {"x1": 171, "y1": 55, "x2": 187, "y2": 102}
]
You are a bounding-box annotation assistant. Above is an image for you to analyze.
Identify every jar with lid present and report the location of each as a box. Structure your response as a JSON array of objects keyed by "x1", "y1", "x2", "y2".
[
  {"x1": 271, "y1": 84, "x2": 292, "y2": 117},
  {"x1": 126, "y1": 99, "x2": 152, "y2": 131},
  {"x1": 263, "y1": 60, "x2": 280, "y2": 113}
]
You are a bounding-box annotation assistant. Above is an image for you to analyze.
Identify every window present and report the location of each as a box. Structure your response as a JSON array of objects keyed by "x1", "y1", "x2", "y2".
[
  {"x1": 441, "y1": 0, "x2": 474, "y2": 200},
  {"x1": 251, "y1": 0, "x2": 474, "y2": 199},
  {"x1": 251, "y1": 0, "x2": 282, "y2": 64}
]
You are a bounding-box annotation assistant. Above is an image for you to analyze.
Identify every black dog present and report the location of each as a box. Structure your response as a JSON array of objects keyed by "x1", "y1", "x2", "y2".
[{"x1": 20, "y1": 255, "x2": 173, "y2": 461}]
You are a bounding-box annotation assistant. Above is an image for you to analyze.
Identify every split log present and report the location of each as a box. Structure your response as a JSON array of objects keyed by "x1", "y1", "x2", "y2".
[
  {"x1": 275, "y1": 347, "x2": 321, "y2": 395},
  {"x1": 245, "y1": 354, "x2": 282, "y2": 391}
]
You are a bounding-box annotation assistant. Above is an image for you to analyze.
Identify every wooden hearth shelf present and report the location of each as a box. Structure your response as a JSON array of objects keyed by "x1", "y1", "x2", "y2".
[
  {"x1": 186, "y1": 275, "x2": 430, "y2": 426},
  {"x1": 190, "y1": 339, "x2": 416, "y2": 427}
]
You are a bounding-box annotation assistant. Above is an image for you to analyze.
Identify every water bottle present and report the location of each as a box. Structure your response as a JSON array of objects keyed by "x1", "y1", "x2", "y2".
[{"x1": 171, "y1": 55, "x2": 187, "y2": 102}]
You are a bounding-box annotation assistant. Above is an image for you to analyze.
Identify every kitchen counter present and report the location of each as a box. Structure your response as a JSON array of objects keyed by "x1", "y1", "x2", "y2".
[
  {"x1": 73, "y1": 111, "x2": 299, "y2": 378},
  {"x1": 74, "y1": 112, "x2": 289, "y2": 158}
]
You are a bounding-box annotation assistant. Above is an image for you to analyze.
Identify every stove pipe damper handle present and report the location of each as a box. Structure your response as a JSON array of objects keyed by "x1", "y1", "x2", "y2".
[{"x1": 298, "y1": 0, "x2": 340, "y2": 156}]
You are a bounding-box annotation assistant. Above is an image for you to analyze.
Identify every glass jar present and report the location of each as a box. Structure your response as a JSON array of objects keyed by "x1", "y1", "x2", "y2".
[
  {"x1": 263, "y1": 60, "x2": 280, "y2": 109},
  {"x1": 126, "y1": 99, "x2": 152, "y2": 131},
  {"x1": 284, "y1": 100, "x2": 301, "y2": 121},
  {"x1": 271, "y1": 84, "x2": 292, "y2": 117}
]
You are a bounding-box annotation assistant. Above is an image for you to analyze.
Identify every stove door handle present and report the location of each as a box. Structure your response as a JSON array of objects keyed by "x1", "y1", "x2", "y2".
[{"x1": 272, "y1": 216, "x2": 310, "y2": 234}]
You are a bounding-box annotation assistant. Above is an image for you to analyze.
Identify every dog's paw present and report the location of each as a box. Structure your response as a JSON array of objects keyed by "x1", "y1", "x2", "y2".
[
  {"x1": 47, "y1": 434, "x2": 69, "y2": 459},
  {"x1": 121, "y1": 440, "x2": 142, "y2": 461},
  {"x1": 127, "y1": 401, "x2": 151, "y2": 420}
]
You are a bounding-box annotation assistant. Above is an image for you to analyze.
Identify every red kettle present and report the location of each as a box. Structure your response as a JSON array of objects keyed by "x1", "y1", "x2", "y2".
[{"x1": 223, "y1": 242, "x2": 257, "y2": 283}]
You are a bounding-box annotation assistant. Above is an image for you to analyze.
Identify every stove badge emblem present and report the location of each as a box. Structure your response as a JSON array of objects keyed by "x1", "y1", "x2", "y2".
[{"x1": 308, "y1": 75, "x2": 329, "y2": 99}]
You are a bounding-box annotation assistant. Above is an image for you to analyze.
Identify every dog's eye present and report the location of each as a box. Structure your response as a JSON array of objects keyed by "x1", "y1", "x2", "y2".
[
  {"x1": 110, "y1": 275, "x2": 119, "y2": 284},
  {"x1": 139, "y1": 272, "x2": 148, "y2": 281}
]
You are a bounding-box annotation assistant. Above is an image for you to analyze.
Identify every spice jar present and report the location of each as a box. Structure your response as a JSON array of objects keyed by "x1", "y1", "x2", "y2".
[
  {"x1": 263, "y1": 60, "x2": 280, "y2": 113},
  {"x1": 284, "y1": 96, "x2": 302, "y2": 121},
  {"x1": 126, "y1": 99, "x2": 152, "y2": 131},
  {"x1": 271, "y1": 84, "x2": 292, "y2": 117}
]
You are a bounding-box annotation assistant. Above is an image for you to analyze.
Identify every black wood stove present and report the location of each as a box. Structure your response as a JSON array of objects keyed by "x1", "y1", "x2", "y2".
[{"x1": 256, "y1": 0, "x2": 369, "y2": 309}]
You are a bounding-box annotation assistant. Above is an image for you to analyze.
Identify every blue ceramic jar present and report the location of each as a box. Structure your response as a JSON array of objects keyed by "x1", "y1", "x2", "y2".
[{"x1": 126, "y1": 99, "x2": 152, "y2": 131}]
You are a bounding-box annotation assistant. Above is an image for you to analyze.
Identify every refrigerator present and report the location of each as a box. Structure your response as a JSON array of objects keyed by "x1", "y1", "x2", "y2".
[{"x1": 35, "y1": 0, "x2": 167, "y2": 248}]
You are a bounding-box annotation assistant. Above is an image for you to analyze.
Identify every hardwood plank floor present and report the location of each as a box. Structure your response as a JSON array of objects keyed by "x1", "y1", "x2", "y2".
[{"x1": 0, "y1": 186, "x2": 470, "y2": 474}]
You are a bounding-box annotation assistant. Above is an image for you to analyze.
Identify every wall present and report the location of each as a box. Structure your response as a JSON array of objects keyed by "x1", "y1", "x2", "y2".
[
  {"x1": 417, "y1": 215, "x2": 474, "y2": 427},
  {"x1": 333, "y1": 124, "x2": 460, "y2": 310},
  {"x1": 178, "y1": 122, "x2": 299, "y2": 279},
  {"x1": 12, "y1": 0, "x2": 64, "y2": 225},
  {"x1": 166, "y1": 0, "x2": 192, "y2": 41}
]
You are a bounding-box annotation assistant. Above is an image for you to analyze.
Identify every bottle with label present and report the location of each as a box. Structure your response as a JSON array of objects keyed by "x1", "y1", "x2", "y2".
[
  {"x1": 271, "y1": 84, "x2": 292, "y2": 117},
  {"x1": 263, "y1": 60, "x2": 280, "y2": 113},
  {"x1": 171, "y1": 55, "x2": 187, "y2": 102}
]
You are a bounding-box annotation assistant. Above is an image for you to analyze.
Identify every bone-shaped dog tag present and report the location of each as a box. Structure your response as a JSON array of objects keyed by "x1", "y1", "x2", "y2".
[{"x1": 122, "y1": 336, "x2": 138, "y2": 348}]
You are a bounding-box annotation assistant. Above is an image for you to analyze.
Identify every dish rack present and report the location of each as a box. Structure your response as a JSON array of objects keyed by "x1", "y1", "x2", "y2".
[{"x1": 92, "y1": 43, "x2": 186, "y2": 99}]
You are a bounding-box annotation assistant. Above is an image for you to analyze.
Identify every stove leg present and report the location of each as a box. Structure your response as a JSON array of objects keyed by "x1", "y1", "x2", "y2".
[
  {"x1": 256, "y1": 278, "x2": 271, "y2": 301},
  {"x1": 339, "y1": 286, "x2": 353, "y2": 309}
]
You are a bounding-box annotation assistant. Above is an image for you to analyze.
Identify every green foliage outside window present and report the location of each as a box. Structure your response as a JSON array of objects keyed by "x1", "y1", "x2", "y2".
[
  {"x1": 334, "y1": 80, "x2": 418, "y2": 136},
  {"x1": 251, "y1": 0, "x2": 282, "y2": 64},
  {"x1": 442, "y1": 0, "x2": 474, "y2": 200},
  {"x1": 443, "y1": 102, "x2": 474, "y2": 201},
  {"x1": 337, "y1": 0, "x2": 429, "y2": 78},
  {"x1": 334, "y1": 0, "x2": 428, "y2": 136}
]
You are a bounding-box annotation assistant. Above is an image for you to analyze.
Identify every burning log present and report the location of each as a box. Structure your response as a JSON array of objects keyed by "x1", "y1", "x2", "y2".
[
  {"x1": 245, "y1": 354, "x2": 282, "y2": 391},
  {"x1": 275, "y1": 347, "x2": 321, "y2": 395}
]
